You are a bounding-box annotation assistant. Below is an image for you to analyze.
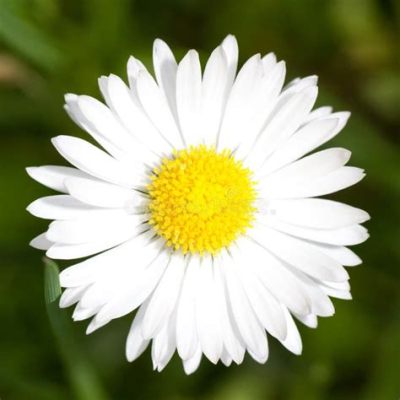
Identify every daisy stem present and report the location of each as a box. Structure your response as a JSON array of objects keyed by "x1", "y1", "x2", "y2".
[{"x1": 44, "y1": 258, "x2": 109, "y2": 400}]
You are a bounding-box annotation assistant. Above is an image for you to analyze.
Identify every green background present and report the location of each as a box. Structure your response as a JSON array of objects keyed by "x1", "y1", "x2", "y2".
[{"x1": 0, "y1": 0, "x2": 399, "y2": 399}]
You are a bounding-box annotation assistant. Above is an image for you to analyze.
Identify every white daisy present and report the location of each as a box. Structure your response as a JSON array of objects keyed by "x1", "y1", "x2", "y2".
[{"x1": 27, "y1": 35, "x2": 369, "y2": 374}]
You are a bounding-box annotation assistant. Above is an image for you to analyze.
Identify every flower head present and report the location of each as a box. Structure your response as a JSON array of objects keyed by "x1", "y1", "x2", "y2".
[
  {"x1": 147, "y1": 145, "x2": 256, "y2": 254},
  {"x1": 27, "y1": 35, "x2": 369, "y2": 374}
]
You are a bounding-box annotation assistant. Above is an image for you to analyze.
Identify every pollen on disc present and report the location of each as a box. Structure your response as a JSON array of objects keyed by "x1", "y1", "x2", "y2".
[{"x1": 147, "y1": 145, "x2": 256, "y2": 255}]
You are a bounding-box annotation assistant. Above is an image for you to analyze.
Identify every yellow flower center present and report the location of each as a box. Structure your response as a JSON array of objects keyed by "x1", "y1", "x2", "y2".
[{"x1": 147, "y1": 145, "x2": 256, "y2": 255}]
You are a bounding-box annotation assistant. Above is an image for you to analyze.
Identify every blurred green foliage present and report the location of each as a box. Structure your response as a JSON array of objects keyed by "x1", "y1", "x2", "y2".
[{"x1": 0, "y1": 0, "x2": 399, "y2": 399}]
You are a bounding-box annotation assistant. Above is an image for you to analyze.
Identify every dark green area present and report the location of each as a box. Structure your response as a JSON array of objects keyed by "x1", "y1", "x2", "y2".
[{"x1": 0, "y1": 0, "x2": 399, "y2": 399}]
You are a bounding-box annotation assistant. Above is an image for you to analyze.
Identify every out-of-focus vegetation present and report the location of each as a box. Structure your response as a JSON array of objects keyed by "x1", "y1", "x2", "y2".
[{"x1": 0, "y1": 0, "x2": 399, "y2": 399}]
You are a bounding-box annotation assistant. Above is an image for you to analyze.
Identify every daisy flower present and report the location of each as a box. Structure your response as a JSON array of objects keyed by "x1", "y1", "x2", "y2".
[{"x1": 27, "y1": 35, "x2": 369, "y2": 374}]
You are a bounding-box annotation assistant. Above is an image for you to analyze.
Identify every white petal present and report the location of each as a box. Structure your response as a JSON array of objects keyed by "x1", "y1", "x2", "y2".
[
  {"x1": 153, "y1": 38, "x2": 178, "y2": 123},
  {"x1": 217, "y1": 54, "x2": 263, "y2": 150},
  {"x1": 51, "y1": 135, "x2": 143, "y2": 188},
  {"x1": 283, "y1": 75, "x2": 318, "y2": 95},
  {"x1": 78, "y1": 239, "x2": 164, "y2": 318},
  {"x1": 46, "y1": 215, "x2": 141, "y2": 245},
  {"x1": 220, "y1": 350, "x2": 233, "y2": 367},
  {"x1": 200, "y1": 35, "x2": 238, "y2": 147},
  {"x1": 26, "y1": 166, "x2": 90, "y2": 193},
  {"x1": 127, "y1": 56, "x2": 146, "y2": 88},
  {"x1": 59, "y1": 286, "x2": 87, "y2": 308},
  {"x1": 287, "y1": 269, "x2": 335, "y2": 317},
  {"x1": 217, "y1": 250, "x2": 269, "y2": 361},
  {"x1": 242, "y1": 231, "x2": 335, "y2": 318},
  {"x1": 328, "y1": 111, "x2": 351, "y2": 134},
  {"x1": 63, "y1": 235, "x2": 161, "y2": 321},
  {"x1": 262, "y1": 166, "x2": 365, "y2": 199},
  {"x1": 141, "y1": 254, "x2": 186, "y2": 339},
  {"x1": 47, "y1": 242, "x2": 105, "y2": 260},
  {"x1": 151, "y1": 315, "x2": 176, "y2": 372},
  {"x1": 59, "y1": 235, "x2": 154, "y2": 287},
  {"x1": 320, "y1": 281, "x2": 352, "y2": 300},
  {"x1": 30, "y1": 232, "x2": 53, "y2": 250},
  {"x1": 213, "y1": 263, "x2": 246, "y2": 364},
  {"x1": 304, "y1": 109, "x2": 350, "y2": 136},
  {"x1": 176, "y1": 256, "x2": 200, "y2": 360},
  {"x1": 298, "y1": 166, "x2": 365, "y2": 198},
  {"x1": 126, "y1": 303, "x2": 151, "y2": 362},
  {"x1": 250, "y1": 225, "x2": 349, "y2": 282},
  {"x1": 176, "y1": 50, "x2": 202, "y2": 145},
  {"x1": 322, "y1": 287, "x2": 352, "y2": 300},
  {"x1": 65, "y1": 177, "x2": 144, "y2": 209},
  {"x1": 246, "y1": 86, "x2": 318, "y2": 169},
  {"x1": 94, "y1": 244, "x2": 169, "y2": 322},
  {"x1": 260, "y1": 147, "x2": 351, "y2": 190},
  {"x1": 236, "y1": 262, "x2": 287, "y2": 340},
  {"x1": 28, "y1": 195, "x2": 96, "y2": 220},
  {"x1": 231, "y1": 61, "x2": 287, "y2": 158},
  {"x1": 200, "y1": 46, "x2": 230, "y2": 145},
  {"x1": 97, "y1": 76, "x2": 111, "y2": 104},
  {"x1": 221, "y1": 34, "x2": 239, "y2": 78},
  {"x1": 260, "y1": 117, "x2": 340, "y2": 175},
  {"x1": 86, "y1": 315, "x2": 111, "y2": 334},
  {"x1": 183, "y1": 345, "x2": 202, "y2": 375},
  {"x1": 64, "y1": 94, "x2": 127, "y2": 162},
  {"x1": 46, "y1": 230, "x2": 145, "y2": 260},
  {"x1": 279, "y1": 307, "x2": 302, "y2": 355},
  {"x1": 315, "y1": 244, "x2": 362, "y2": 267},
  {"x1": 136, "y1": 70, "x2": 184, "y2": 148},
  {"x1": 258, "y1": 148, "x2": 354, "y2": 199},
  {"x1": 303, "y1": 106, "x2": 333, "y2": 122},
  {"x1": 75, "y1": 95, "x2": 148, "y2": 163},
  {"x1": 295, "y1": 313, "x2": 318, "y2": 328},
  {"x1": 101, "y1": 74, "x2": 171, "y2": 157},
  {"x1": 266, "y1": 198, "x2": 370, "y2": 229},
  {"x1": 233, "y1": 237, "x2": 311, "y2": 316},
  {"x1": 72, "y1": 303, "x2": 98, "y2": 321},
  {"x1": 262, "y1": 52, "x2": 277, "y2": 73},
  {"x1": 262, "y1": 217, "x2": 369, "y2": 246},
  {"x1": 248, "y1": 345, "x2": 269, "y2": 364},
  {"x1": 195, "y1": 255, "x2": 223, "y2": 364}
]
